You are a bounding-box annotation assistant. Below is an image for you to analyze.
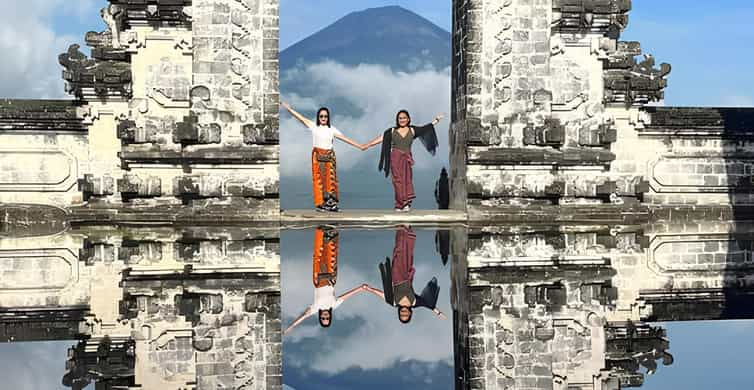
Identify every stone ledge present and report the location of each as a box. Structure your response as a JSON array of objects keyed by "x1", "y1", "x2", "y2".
[
  {"x1": 0, "y1": 99, "x2": 86, "y2": 132},
  {"x1": 281, "y1": 209, "x2": 467, "y2": 228},
  {"x1": 468, "y1": 203, "x2": 650, "y2": 224},
  {"x1": 639, "y1": 288, "x2": 754, "y2": 321},
  {"x1": 650, "y1": 205, "x2": 754, "y2": 223},
  {"x1": 119, "y1": 145, "x2": 280, "y2": 167},
  {"x1": 469, "y1": 264, "x2": 616, "y2": 286},
  {"x1": 0, "y1": 204, "x2": 69, "y2": 237},
  {"x1": 467, "y1": 147, "x2": 615, "y2": 166},
  {"x1": 641, "y1": 106, "x2": 754, "y2": 136},
  {"x1": 69, "y1": 199, "x2": 281, "y2": 225},
  {"x1": 112, "y1": 0, "x2": 193, "y2": 27}
]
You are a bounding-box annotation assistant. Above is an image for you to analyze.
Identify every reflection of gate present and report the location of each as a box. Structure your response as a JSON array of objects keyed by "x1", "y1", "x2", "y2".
[{"x1": 62, "y1": 335, "x2": 136, "y2": 390}]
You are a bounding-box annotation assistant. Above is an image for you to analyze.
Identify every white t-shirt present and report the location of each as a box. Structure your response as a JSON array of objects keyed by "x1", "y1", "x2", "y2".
[
  {"x1": 310, "y1": 285, "x2": 344, "y2": 311},
  {"x1": 308, "y1": 125, "x2": 343, "y2": 150}
]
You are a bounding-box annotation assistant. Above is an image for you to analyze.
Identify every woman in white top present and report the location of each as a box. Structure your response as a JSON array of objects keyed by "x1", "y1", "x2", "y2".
[
  {"x1": 283, "y1": 227, "x2": 374, "y2": 332},
  {"x1": 284, "y1": 283, "x2": 372, "y2": 333},
  {"x1": 281, "y1": 102, "x2": 365, "y2": 212}
]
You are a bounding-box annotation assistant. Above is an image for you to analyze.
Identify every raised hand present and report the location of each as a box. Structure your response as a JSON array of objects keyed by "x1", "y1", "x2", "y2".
[{"x1": 280, "y1": 101, "x2": 291, "y2": 110}]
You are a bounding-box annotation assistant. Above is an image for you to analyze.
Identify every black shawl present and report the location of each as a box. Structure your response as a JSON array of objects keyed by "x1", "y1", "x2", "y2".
[
  {"x1": 379, "y1": 257, "x2": 440, "y2": 310},
  {"x1": 378, "y1": 123, "x2": 439, "y2": 177}
]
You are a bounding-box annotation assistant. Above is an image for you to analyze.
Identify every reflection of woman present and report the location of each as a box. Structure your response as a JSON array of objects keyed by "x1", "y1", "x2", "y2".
[
  {"x1": 281, "y1": 102, "x2": 365, "y2": 212},
  {"x1": 284, "y1": 228, "x2": 369, "y2": 334},
  {"x1": 364, "y1": 111, "x2": 444, "y2": 211},
  {"x1": 364, "y1": 226, "x2": 446, "y2": 323}
]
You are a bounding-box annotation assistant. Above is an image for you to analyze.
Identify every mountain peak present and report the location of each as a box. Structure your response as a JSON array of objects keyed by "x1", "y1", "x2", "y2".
[
  {"x1": 280, "y1": 6, "x2": 451, "y2": 73},
  {"x1": 356, "y1": 5, "x2": 416, "y2": 15}
]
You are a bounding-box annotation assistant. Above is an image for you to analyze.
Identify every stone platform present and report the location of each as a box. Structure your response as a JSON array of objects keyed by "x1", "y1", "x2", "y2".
[{"x1": 281, "y1": 209, "x2": 468, "y2": 228}]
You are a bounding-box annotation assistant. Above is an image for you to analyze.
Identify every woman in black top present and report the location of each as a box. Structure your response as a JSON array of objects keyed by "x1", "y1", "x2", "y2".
[
  {"x1": 363, "y1": 110, "x2": 444, "y2": 211},
  {"x1": 363, "y1": 225, "x2": 446, "y2": 323}
]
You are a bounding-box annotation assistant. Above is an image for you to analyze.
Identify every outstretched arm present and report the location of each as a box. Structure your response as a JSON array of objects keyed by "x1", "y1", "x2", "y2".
[
  {"x1": 430, "y1": 113, "x2": 445, "y2": 126},
  {"x1": 363, "y1": 134, "x2": 384, "y2": 150},
  {"x1": 334, "y1": 133, "x2": 367, "y2": 151},
  {"x1": 337, "y1": 284, "x2": 369, "y2": 301},
  {"x1": 284, "y1": 307, "x2": 314, "y2": 335},
  {"x1": 281, "y1": 101, "x2": 315, "y2": 129},
  {"x1": 363, "y1": 284, "x2": 386, "y2": 300},
  {"x1": 432, "y1": 307, "x2": 447, "y2": 320}
]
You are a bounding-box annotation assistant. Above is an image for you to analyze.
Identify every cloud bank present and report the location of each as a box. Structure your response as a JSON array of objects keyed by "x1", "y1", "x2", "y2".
[
  {"x1": 281, "y1": 230, "x2": 453, "y2": 376},
  {"x1": 0, "y1": 1, "x2": 100, "y2": 99},
  {"x1": 280, "y1": 62, "x2": 451, "y2": 178}
]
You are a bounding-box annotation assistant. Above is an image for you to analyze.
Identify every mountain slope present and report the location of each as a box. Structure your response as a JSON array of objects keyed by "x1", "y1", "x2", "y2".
[{"x1": 280, "y1": 6, "x2": 451, "y2": 73}]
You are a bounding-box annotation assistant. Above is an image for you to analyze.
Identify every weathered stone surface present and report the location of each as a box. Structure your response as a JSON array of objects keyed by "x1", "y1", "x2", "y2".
[
  {"x1": 0, "y1": 0, "x2": 279, "y2": 219},
  {"x1": 109, "y1": 0, "x2": 193, "y2": 27},
  {"x1": 59, "y1": 43, "x2": 132, "y2": 100},
  {"x1": 0, "y1": 224, "x2": 280, "y2": 389},
  {"x1": 0, "y1": 99, "x2": 87, "y2": 132},
  {"x1": 640, "y1": 107, "x2": 754, "y2": 136},
  {"x1": 450, "y1": 0, "x2": 754, "y2": 213}
]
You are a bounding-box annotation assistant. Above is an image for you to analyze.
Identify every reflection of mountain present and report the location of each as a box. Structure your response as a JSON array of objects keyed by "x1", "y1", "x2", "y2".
[
  {"x1": 281, "y1": 229, "x2": 453, "y2": 389},
  {"x1": 281, "y1": 6, "x2": 451, "y2": 73}
]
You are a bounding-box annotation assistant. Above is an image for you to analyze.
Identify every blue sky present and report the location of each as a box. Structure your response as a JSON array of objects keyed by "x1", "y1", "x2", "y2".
[
  {"x1": 277, "y1": 0, "x2": 754, "y2": 106},
  {"x1": 6, "y1": 0, "x2": 751, "y2": 105}
]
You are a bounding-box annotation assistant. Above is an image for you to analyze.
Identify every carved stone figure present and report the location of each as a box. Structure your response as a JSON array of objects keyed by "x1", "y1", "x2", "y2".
[{"x1": 101, "y1": 5, "x2": 123, "y2": 48}]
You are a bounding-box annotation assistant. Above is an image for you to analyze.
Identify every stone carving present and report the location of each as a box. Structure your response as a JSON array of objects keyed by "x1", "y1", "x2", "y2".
[
  {"x1": 61, "y1": 3, "x2": 134, "y2": 100},
  {"x1": 62, "y1": 336, "x2": 136, "y2": 390},
  {"x1": 553, "y1": 0, "x2": 631, "y2": 37},
  {"x1": 579, "y1": 122, "x2": 617, "y2": 146},
  {"x1": 174, "y1": 175, "x2": 275, "y2": 202},
  {"x1": 606, "y1": 321, "x2": 673, "y2": 387},
  {"x1": 118, "y1": 174, "x2": 163, "y2": 201},
  {"x1": 523, "y1": 118, "x2": 566, "y2": 147},
  {"x1": 147, "y1": 58, "x2": 191, "y2": 105},
  {"x1": 604, "y1": 51, "x2": 671, "y2": 107},
  {"x1": 192, "y1": 0, "x2": 280, "y2": 144},
  {"x1": 109, "y1": 0, "x2": 193, "y2": 27},
  {"x1": 117, "y1": 117, "x2": 176, "y2": 145},
  {"x1": 79, "y1": 174, "x2": 116, "y2": 200},
  {"x1": 242, "y1": 123, "x2": 280, "y2": 145},
  {"x1": 101, "y1": 5, "x2": 124, "y2": 49},
  {"x1": 175, "y1": 114, "x2": 222, "y2": 145},
  {"x1": 59, "y1": 44, "x2": 132, "y2": 100}
]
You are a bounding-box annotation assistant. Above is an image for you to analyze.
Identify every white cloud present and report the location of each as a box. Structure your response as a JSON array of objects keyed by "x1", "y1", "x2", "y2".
[
  {"x1": 282, "y1": 230, "x2": 453, "y2": 374},
  {"x1": 281, "y1": 62, "x2": 451, "y2": 178},
  {"x1": 0, "y1": 1, "x2": 98, "y2": 99}
]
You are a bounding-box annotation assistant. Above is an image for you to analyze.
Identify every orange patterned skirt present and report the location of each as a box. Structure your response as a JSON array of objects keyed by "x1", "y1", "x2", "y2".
[
  {"x1": 311, "y1": 147, "x2": 339, "y2": 208},
  {"x1": 312, "y1": 227, "x2": 339, "y2": 287}
]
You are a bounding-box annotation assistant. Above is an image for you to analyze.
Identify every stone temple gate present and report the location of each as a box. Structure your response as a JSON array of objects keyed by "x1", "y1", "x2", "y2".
[{"x1": 1, "y1": 0, "x2": 754, "y2": 389}]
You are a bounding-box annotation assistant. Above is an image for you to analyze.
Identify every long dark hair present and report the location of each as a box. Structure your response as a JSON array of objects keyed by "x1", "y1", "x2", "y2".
[
  {"x1": 395, "y1": 110, "x2": 411, "y2": 128},
  {"x1": 397, "y1": 306, "x2": 413, "y2": 324},
  {"x1": 316, "y1": 107, "x2": 331, "y2": 127},
  {"x1": 318, "y1": 308, "x2": 333, "y2": 327}
]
